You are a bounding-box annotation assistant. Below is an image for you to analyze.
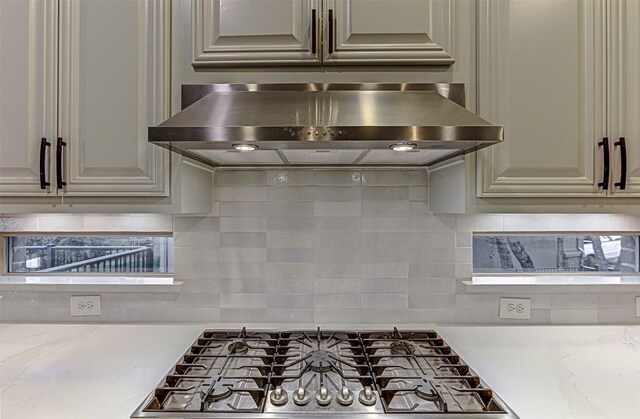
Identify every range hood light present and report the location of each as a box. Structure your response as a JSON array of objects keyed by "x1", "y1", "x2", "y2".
[
  {"x1": 390, "y1": 143, "x2": 417, "y2": 152},
  {"x1": 232, "y1": 144, "x2": 258, "y2": 151}
]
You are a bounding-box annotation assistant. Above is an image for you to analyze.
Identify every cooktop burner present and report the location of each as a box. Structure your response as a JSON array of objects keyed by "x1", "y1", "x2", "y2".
[{"x1": 131, "y1": 327, "x2": 518, "y2": 418}]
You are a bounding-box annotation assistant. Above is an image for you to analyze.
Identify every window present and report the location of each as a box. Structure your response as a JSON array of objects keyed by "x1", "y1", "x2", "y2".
[
  {"x1": 5, "y1": 235, "x2": 173, "y2": 274},
  {"x1": 473, "y1": 234, "x2": 639, "y2": 274}
]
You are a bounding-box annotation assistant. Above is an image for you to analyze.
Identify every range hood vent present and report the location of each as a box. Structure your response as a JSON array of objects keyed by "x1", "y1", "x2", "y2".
[{"x1": 149, "y1": 84, "x2": 503, "y2": 168}]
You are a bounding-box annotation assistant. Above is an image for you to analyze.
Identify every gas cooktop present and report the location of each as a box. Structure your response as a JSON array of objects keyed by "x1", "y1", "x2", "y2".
[{"x1": 131, "y1": 328, "x2": 518, "y2": 418}]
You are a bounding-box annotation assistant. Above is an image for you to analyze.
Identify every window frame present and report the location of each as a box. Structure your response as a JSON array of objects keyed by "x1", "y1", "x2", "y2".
[
  {"x1": 471, "y1": 231, "x2": 640, "y2": 276},
  {"x1": 1, "y1": 232, "x2": 174, "y2": 277}
]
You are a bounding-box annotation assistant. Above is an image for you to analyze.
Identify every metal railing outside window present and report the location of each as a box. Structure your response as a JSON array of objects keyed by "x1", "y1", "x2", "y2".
[{"x1": 4, "y1": 235, "x2": 173, "y2": 274}]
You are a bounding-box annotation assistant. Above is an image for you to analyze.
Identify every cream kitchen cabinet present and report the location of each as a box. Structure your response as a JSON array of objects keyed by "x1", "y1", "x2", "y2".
[
  {"x1": 0, "y1": 0, "x2": 57, "y2": 196},
  {"x1": 476, "y1": 0, "x2": 639, "y2": 198},
  {"x1": 56, "y1": 0, "x2": 169, "y2": 196},
  {"x1": 322, "y1": 0, "x2": 454, "y2": 65},
  {"x1": 191, "y1": 0, "x2": 455, "y2": 67},
  {"x1": 609, "y1": 0, "x2": 640, "y2": 196},
  {"x1": 0, "y1": 0, "x2": 170, "y2": 197},
  {"x1": 192, "y1": 0, "x2": 321, "y2": 67}
]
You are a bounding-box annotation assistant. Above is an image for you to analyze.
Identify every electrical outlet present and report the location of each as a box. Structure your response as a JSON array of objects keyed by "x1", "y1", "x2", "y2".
[
  {"x1": 499, "y1": 297, "x2": 531, "y2": 320},
  {"x1": 70, "y1": 295, "x2": 101, "y2": 316},
  {"x1": 636, "y1": 297, "x2": 640, "y2": 318}
]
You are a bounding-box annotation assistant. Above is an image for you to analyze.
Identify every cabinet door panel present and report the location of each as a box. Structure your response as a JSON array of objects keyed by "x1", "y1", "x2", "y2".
[
  {"x1": 193, "y1": 0, "x2": 320, "y2": 66},
  {"x1": 0, "y1": 0, "x2": 56, "y2": 196},
  {"x1": 58, "y1": 0, "x2": 169, "y2": 196},
  {"x1": 477, "y1": 0, "x2": 606, "y2": 197},
  {"x1": 323, "y1": 0, "x2": 454, "y2": 65},
  {"x1": 610, "y1": 0, "x2": 640, "y2": 196}
]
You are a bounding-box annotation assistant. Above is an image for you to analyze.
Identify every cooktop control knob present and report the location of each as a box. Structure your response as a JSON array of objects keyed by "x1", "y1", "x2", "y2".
[
  {"x1": 292, "y1": 387, "x2": 311, "y2": 406},
  {"x1": 269, "y1": 385, "x2": 288, "y2": 406},
  {"x1": 315, "y1": 386, "x2": 333, "y2": 406},
  {"x1": 336, "y1": 386, "x2": 354, "y2": 406},
  {"x1": 358, "y1": 386, "x2": 377, "y2": 406}
]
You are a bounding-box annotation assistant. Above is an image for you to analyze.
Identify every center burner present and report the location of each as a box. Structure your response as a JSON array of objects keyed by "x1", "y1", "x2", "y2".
[
  {"x1": 389, "y1": 340, "x2": 416, "y2": 355},
  {"x1": 226, "y1": 339, "x2": 249, "y2": 355},
  {"x1": 132, "y1": 327, "x2": 518, "y2": 418},
  {"x1": 267, "y1": 328, "x2": 380, "y2": 413},
  {"x1": 306, "y1": 350, "x2": 336, "y2": 372}
]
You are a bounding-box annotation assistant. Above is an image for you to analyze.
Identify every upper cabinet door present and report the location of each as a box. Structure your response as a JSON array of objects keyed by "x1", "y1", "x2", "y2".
[
  {"x1": 322, "y1": 0, "x2": 454, "y2": 65},
  {"x1": 57, "y1": 0, "x2": 170, "y2": 196},
  {"x1": 477, "y1": 0, "x2": 607, "y2": 197},
  {"x1": 192, "y1": 0, "x2": 321, "y2": 67},
  {"x1": 0, "y1": 0, "x2": 57, "y2": 196},
  {"x1": 609, "y1": 0, "x2": 640, "y2": 196}
]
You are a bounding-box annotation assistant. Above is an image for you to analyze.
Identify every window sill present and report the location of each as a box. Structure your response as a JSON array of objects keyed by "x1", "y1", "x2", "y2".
[
  {"x1": 0, "y1": 276, "x2": 182, "y2": 293},
  {"x1": 464, "y1": 275, "x2": 640, "y2": 294}
]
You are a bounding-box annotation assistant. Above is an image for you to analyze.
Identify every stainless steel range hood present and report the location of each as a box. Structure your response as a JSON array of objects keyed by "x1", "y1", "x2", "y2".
[{"x1": 149, "y1": 84, "x2": 503, "y2": 167}]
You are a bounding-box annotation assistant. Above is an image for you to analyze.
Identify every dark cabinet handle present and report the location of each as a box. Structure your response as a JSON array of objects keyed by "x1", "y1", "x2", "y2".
[
  {"x1": 56, "y1": 137, "x2": 67, "y2": 190},
  {"x1": 328, "y1": 9, "x2": 334, "y2": 54},
  {"x1": 311, "y1": 9, "x2": 317, "y2": 54},
  {"x1": 598, "y1": 137, "x2": 609, "y2": 190},
  {"x1": 39, "y1": 138, "x2": 51, "y2": 189},
  {"x1": 614, "y1": 137, "x2": 627, "y2": 190}
]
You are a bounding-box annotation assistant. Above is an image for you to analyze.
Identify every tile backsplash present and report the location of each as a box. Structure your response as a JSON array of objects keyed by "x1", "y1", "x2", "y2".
[{"x1": 1, "y1": 169, "x2": 639, "y2": 324}]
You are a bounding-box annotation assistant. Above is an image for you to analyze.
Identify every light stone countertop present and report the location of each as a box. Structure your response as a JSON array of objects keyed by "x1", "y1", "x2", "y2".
[{"x1": 0, "y1": 323, "x2": 638, "y2": 419}]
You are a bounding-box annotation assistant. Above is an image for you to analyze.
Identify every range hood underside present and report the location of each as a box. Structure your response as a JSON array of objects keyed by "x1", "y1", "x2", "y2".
[
  {"x1": 150, "y1": 84, "x2": 503, "y2": 168},
  {"x1": 156, "y1": 141, "x2": 494, "y2": 167}
]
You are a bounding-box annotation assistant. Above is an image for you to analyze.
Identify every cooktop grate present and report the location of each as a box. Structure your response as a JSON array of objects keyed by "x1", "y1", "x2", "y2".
[{"x1": 132, "y1": 327, "x2": 518, "y2": 418}]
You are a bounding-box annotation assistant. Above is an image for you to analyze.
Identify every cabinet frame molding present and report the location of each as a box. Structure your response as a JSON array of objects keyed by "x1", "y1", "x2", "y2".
[
  {"x1": 476, "y1": 0, "x2": 607, "y2": 197},
  {"x1": 0, "y1": 0, "x2": 58, "y2": 196},
  {"x1": 322, "y1": 0, "x2": 455, "y2": 65},
  {"x1": 192, "y1": 0, "x2": 321, "y2": 67},
  {"x1": 608, "y1": 0, "x2": 640, "y2": 196},
  {"x1": 57, "y1": 0, "x2": 170, "y2": 196}
]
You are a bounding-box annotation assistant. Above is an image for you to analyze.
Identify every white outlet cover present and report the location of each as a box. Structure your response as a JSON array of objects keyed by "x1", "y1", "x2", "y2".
[
  {"x1": 636, "y1": 297, "x2": 640, "y2": 318},
  {"x1": 499, "y1": 297, "x2": 531, "y2": 320},
  {"x1": 70, "y1": 295, "x2": 101, "y2": 316}
]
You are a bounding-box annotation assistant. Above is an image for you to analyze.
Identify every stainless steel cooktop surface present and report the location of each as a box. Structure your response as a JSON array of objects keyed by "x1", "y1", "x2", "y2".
[{"x1": 131, "y1": 327, "x2": 518, "y2": 418}]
